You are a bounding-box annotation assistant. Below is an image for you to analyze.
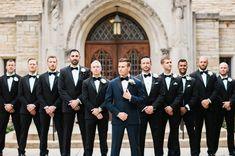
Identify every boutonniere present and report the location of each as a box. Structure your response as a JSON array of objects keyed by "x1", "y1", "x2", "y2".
[
  {"x1": 186, "y1": 76, "x2": 192, "y2": 81},
  {"x1": 173, "y1": 74, "x2": 177, "y2": 78},
  {"x1": 57, "y1": 72, "x2": 60, "y2": 77},
  {"x1": 100, "y1": 78, "x2": 107, "y2": 84},
  {"x1": 187, "y1": 84, "x2": 191, "y2": 88},
  {"x1": 36, "y1": 75, "x2": 39, "y2": 79},
  {"x1": 228, "y1": 78, "x2": 232, "y2": 82},
  {"x1": 81, "y1": 68, "x2": 86, "y2": 72},
  {"x1": 152, "y1": 73, "x2": 158, "y2": 78},
  {"x1": 128, "y1": 79, "x2": 136, "y2": 85},
  {"x1": 13, "y1": 77, "x2": 19, "y2": 81},
  {"x1": 208, "y1": 71, "x2": 213, "y2": 76}
]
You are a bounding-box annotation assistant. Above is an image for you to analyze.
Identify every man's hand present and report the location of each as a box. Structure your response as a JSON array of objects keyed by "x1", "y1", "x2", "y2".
[
  {"x1": 164, "y1": 106, "x2": 173, "y2": 116},
  {"x1": 4, "y1": 104, "x2": 14, "y2": 113},
  {"x1": 92, "y1": 108, "x2": 101, "y2": 116},
  {"x1": 96, "y1": 113, "x2": 103, "y2": 120},
  {"x1": 223, "y1": 101, "x2": 231, "y2": 111},
  {"x1": 180, "y1": 107, "x2": 187, "y2": 116},
  {"x1": 145, "y1": 106, "x2": 154, "y2": 114},
  {"x1": 201, "y1": 99, "x2": 210, "y2": 109},
  {"x1": 27, "y1": 104, "x2": 36, "y2": 112},
  {"x1": 123, "y1": 89, "x2": 132, "y2": 101},
  {"x1": 117, "y1": 112, "x2": 128, "y2": 121},
  {"x1": 30, "y1": 109, "x2": 36, "y2": 116},
  {"x1": 69, "y1": 100, "x2": 80, "y2": 109}
]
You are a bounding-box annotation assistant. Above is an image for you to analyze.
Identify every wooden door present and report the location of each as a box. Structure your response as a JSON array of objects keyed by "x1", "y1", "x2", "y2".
[{"x1": 85, "y1": 41, "x2": 149, "y2": 79}]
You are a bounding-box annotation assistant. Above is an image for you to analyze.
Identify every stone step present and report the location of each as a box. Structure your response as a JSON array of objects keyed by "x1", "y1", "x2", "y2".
[{"x1": 5, "y1": 122, "x2": 229, "y2": 148}]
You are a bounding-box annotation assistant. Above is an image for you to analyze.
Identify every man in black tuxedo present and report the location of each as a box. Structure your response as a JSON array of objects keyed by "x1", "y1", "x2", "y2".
[
  {"x1": 0, "y1": 59, "x2": 21, "y2": 156},
  {"x1": 105, "y1": 58, "x2": 145, "y2": 156},
  {"x1": 213, "y1": 62, "x2": 235, "y2": 156},
  {"x1": 58, "y1": 49, "x2": 90, "y2": 156},
  {"x1": 82, "y1": 60, "x2": 109, "y2": 156},
  {"x1": 190, "y1": 56, "x2": 217, "y2": 156},
  {"x1": 136, "y1": 56, "x2": 164, "y2": 156},
  {"x1": 37, "y1": 56, "x2": 63, "y2": 156},
  {"x1": 178, "y1": 59, "x2": 197, "y2": 156},
  {"x1": 18, "y1": 58, "x2": 41, "y2": 156},
  {"x1": 159, "y1": 55, "x2": 183, "y2": 156}
]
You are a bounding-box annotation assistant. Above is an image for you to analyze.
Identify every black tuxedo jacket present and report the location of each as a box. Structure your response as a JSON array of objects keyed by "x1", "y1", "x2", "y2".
[
  {"x1": 18, "y1": 74, "x2": 39, "y2": 114},
  {"x1": 214, "y1": 76, "x2": 235, "y2": 110},
  {"x1": 58, "y1": 65, "x2": 90, "y2": 113},
  {"x1": 190, "y1": 70, "x2": 217, "y2": 110},
  {"x1": 82, "y1": 77, "x2": 109, "y2": 120},
  {"x1": 180, "y1": 76, "x2": 198, "y2": 110},
  {"x1": 37, "y1": 71, "x2": 62, "y2": 113},
  {"x1": 105, "y1": 76, "x2": 145, "y2": 125},
  {"x1": 0, "y1": 74, "x2": 21, "y2": 113},
  {"x1": 159, "y1": 73, "x2": 183, "y2": 110},
  {"x1": 136, "y1": 74, "x2": 164, "y2": 111}
]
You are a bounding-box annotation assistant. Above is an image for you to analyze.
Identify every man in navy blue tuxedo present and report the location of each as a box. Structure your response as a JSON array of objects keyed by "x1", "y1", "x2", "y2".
[
  {"x1": 213, "y1": 62, "x2": 235, "y2": 156},
  {"x1": 105, "y1": 58, "x2": 145, "y2": 156}
]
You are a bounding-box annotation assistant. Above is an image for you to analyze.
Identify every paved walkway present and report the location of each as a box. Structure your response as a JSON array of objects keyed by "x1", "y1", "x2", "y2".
[{"x1": 2, "y1": 148, "x2": 229, "y2": 156}]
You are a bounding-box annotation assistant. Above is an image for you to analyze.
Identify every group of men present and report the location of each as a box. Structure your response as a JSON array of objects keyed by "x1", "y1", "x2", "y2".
[{"x1": 0, "y1": 48, "x2": 234, "y2": 156}]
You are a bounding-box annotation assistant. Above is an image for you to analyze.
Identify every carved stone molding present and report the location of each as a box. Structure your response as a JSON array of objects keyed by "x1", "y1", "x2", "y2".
[{"x1": 161, "y1": 48, "x2": 171, "y2": 55}]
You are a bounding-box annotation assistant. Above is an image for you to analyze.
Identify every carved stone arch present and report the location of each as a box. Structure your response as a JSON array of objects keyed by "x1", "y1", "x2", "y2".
[{"x1": 66, "y1": 0, "x2": 169, "y2": 65}]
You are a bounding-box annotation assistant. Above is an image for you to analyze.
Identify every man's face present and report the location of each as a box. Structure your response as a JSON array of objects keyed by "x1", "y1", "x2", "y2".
[
  {"x1": 28, "y1": 59, "x2": 37, "y2": 73},
  {"x1": 118, "y1": 62, "x2": 130, "y2": 77},
  {"x1": 178, "y1": 61, "x2": 188, "y2": 75},
  {"x1": 219, "y1": 63, "x2": 229, "y2": 76},
  {"x1": 162, "y1": 59, "x2": 172, "y2": 72},
  {"x1": 6, "y1": 61, "x2": 16, "y2": 74},
  {"x1": 69, "y1": 51, "x2": 80, "y2": 66},
  {"x1": 47, "y1": 57, "x2": 57, "y2": 71},
  {"x1": 140, "y1": 58, "x2": 151, "y2": 73},
  {"x1": 91, "y1": 61, "x2": 102, "y2": 76},
  {"x1": 198, "y1": 57, "x2": 208, "y2": 70}
]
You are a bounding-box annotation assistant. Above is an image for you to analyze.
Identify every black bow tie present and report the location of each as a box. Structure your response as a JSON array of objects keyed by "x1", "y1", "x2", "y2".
[
  {"x1": 29, "y1": 75, "x2": 36, "y2": 78},
  {"x1": 71, "y1": 67, "x2": 78, "y2": 70},
  {"x1": 181, "y1": 76, "x2": 186, "y2": 79},
  {"x1": 7, "y1": 75, "x2": 14, "y2": 79},
  {"x1": 222, "y1": 77, "x2": 228, "y2": 81},
  {"x1": 164, "y1": 74, "x2": 171, "y2": 78},
  {"x1": 93, "y1": 77, "x2": 101, "y2": 81},
  {"x1": 200, "y1": 70, "x2": 208, "y2": 74},
  {"x1": 144, "y1": 73, "x2": 151, "y2": 78},
  {"x1": 120, "y1": 77, "x2": 129, "y2": 81},
  {"x1": 48, "y1": 72, "x2": 56, "y2": 76}
]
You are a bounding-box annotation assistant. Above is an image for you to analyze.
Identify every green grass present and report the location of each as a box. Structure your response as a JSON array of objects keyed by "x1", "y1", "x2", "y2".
[{"x1": 6, "y1": 125, "x2": 14, "y2": 134}]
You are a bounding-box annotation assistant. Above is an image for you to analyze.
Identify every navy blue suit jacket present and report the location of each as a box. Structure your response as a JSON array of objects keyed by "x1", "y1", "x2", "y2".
[{"x1": 105, "y1": 76, "x2": 145, "y2": 125}]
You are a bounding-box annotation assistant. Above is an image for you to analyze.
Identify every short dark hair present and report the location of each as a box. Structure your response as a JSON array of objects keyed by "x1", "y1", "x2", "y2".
[
  {"x1": 119, "y1": 58, "x2": 131, "y2": 67},
  {"x1": 140, "y1": 56, "x2": 151, "y2": 63},
  {"x1": 69, "y1": 49, "x2": 80, "y2": 55},
  {"x1": 47, "y1": 56, "x2": 57, "y2": 62},
  {"x1": 160, "y1": 55, "x2": 171, "y2": 64},
  {"x1": 178, "y1": 59, "x2": 187, "y2": 65}
]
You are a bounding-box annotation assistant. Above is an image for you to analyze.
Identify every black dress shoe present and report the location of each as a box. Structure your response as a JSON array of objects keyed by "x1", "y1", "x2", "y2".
[
  {"x1": 229, "y1": 152, "x2": 235, "y2": 156},
  {"x1": 208, "y1": 154, "x2": 215, "y2": 156},
  {"x1": 0, "y1": 152, "x2": 2, "y2": 156},
  {"x1": 19, "y1": 154, "x2": 26, "y2": 156}
]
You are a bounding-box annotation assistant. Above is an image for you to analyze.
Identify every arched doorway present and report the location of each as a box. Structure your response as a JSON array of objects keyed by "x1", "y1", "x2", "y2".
[{"x1": 85, "y1": 13, "x2": 150, "y2": 79}]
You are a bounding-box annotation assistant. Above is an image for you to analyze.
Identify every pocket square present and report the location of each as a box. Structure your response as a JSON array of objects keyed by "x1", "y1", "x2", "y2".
[
  {"x1": 187, "y1": 85, "x2": 191, "y2": 87},
  {"x1": 173, "y1": 82, "x2": 178, "y2": 85},
  {"x1": 154, "y1": 82, "x2": 159, "y2": 84}
]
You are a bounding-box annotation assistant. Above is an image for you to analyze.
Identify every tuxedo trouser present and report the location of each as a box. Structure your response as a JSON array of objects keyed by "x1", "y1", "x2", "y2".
[
  {"x1": 111, "y1": 124, "x2": 140, "y2": 156},
  {"x1": 40, "y1": 112, "x2": 63, "y2": 156},
  {"x1": 85, "y1": 118, "x2": 108, "y2": 156},
  {"x1": 182, "y1": 111, "x2": 197, "y2": 156},
  {"x1": 77, "y1": 110, "x2": 86, "y2": 156},
  {"x1": 162, "y1": 111, "x2": 181, "y2": 156},
  {"x1": 18, "y1": 113, "x2": 41, "y2": 154},
  {"x1": 139, "y1": 111, "x2": 165, "y2": 156},
  {"x1": 0, "y1": 112, "x2": 21, "y2": 153},
  {"x1": 194, "y1": 109, "x2": 216, "y2": 155},
  {"x1": 213, "y1": 110, "x2": 235, "y2": 154}
]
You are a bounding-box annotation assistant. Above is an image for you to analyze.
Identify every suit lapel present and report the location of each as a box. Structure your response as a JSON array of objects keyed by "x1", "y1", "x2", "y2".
[
  {"x1": 3, "y1": 76, "x2": 10, "y2": 92},
  {"x1": 25, "y1": 75, "x2": 31, "y2": 93},
  {"x1": 90, "y1": 78, "x2": 97, "y2": 93},
  {"x1": 139, "y1": 75, "x2": 148, "y2": 95},
  {"x1": 67, "y1": 67, "x2": 76, "y2": 86},
  {"x1": 32, "y1": 77, "x2": 38, "y2": 93},
  {"x1": 196, "y1": 70, "x2": 205, "y2": 87},
  {"x1": 45, "y1": 73, "x2": 50, "y2": 90},
  {"x1": 117, "y1": 77, "x2": 124, "y2": 93}
]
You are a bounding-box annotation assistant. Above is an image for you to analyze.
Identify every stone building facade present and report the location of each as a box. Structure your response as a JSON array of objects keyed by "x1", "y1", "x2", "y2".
[{"x1": 0, "y1": 0, "x2": 234, "y2": 77}]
